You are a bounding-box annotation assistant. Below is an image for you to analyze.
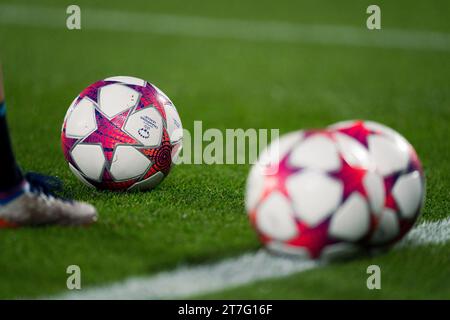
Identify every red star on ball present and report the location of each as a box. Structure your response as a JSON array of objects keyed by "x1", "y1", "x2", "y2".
[
  {"x1": 286, "y1": 218, "x2": 336, "y2": 258},
  {"x1": 336, "y1": 120, "x2": 378, "y2": 148},
  {"x1": 330, "y1": 156, "x2": 368, "y2": 202},
  {"x1": 82, "y1": 108, "x2": 139, "y2": 163},
  {"x1": 260, "y1": 154, "x2": 302, "y2": 201}
]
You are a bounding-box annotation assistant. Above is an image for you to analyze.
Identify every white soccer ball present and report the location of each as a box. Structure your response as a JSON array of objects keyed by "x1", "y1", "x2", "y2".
[
  {"x1": 328, "y1": 120, "x2": 425, "y2": 245},
  {"x1": 61, "y1": 76, "x2": 183, "y2": 191},
  {"x1": 246, "y1": 129, "x2": 385, "y2": 259}
]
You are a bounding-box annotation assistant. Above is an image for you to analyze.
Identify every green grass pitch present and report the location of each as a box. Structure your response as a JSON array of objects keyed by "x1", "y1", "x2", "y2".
[{"x1": 0, "y1": 0, "x2": 449, "y2": 299}]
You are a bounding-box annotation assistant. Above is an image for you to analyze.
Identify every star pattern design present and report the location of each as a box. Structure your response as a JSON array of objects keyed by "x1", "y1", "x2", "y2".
[
  {"x1": 287, "y1": 218, "x2": 335, "y2": 258},
  {"x1": 82, "y1": 108, "x2": 139, "y2": 163},
  {"x1": 260, "y1": 155, "x2": 302, "y2": 201},
  {"x1": 336, "y1": 120, "x2": 379, "y2": 148},
  {"x1": 330, "y1": 156, "x2": 368, "y2": 202}
]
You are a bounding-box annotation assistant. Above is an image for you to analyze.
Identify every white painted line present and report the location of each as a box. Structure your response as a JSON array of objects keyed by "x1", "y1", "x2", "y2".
[
  {"x1": 57, "y1": 250, "x2": 317, "y2": 300},
  {"x1": 1, "y1": 4, "x2": 450, "y2": 52},
  {"x1": 53, "y1": 217, "x2": 450, "y2": 300},
  {"x1": 398, "y1": 217, "x2": 450, "y2": 247}
]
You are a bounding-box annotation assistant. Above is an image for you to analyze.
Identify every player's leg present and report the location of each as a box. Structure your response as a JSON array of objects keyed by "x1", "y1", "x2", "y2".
[
  {"x1": 0, "y1": 65, "x2": 97, "y2": 227},
  {"x1": 0, "y1": 67, "x2": 24, "y2": 192}
]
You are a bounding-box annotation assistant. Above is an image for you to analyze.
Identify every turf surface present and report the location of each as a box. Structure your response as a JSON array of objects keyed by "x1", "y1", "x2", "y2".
[{"x1": 0, "y1": 0, "x2": 449, "y2": 299}]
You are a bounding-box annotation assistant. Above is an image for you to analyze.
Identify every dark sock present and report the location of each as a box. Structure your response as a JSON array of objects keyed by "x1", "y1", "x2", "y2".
[{"x1": 0, "y1": 101, "x2": 24, "y2": 191}]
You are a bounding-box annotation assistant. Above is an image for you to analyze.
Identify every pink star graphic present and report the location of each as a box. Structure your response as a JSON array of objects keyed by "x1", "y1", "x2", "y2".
[
  {"x1": 336, "y1": 120, "x2": 379, "y2": 148},
  {"x1": 286, "y1": 219, "x2": 336, "y2": 259},
  {"x1": 260, "y1": 154, "x2": 303, "y2": 201},
  {"x1": 331, "y1": 156, "x2": 368, "y2": 202},
  {"x1": 82, "y1": 109, "x2": 139, "y2": 163}
]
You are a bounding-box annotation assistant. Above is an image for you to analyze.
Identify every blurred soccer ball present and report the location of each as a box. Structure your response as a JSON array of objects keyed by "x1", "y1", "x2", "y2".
[
  {"x1": 245, "y1": 129, "x2": 386, "y2": 259},
  {"x1": 61, "y1": 76, "x2": 183, "y2": 191},
  {"x1": 328, "y1": 120, "x2": 425, "y2": 246}
]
